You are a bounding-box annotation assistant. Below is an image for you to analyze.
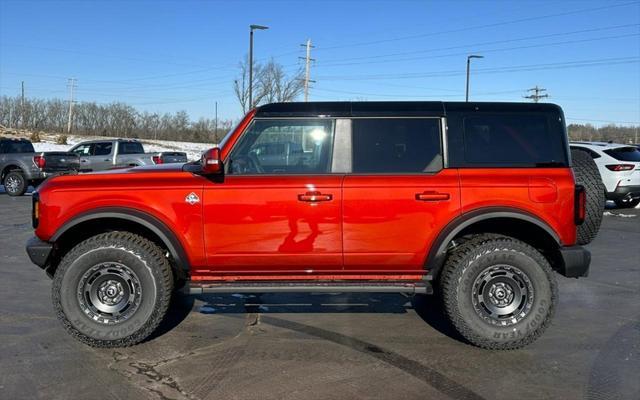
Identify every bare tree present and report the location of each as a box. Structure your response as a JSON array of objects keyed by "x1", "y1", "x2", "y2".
[{"x1": 233, "y1": 57, "x2": 303, "y2": 112}]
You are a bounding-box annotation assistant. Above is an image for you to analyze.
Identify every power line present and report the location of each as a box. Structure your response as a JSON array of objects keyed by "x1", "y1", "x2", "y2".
[
  {"x1": 315, "y1": 57, "x2": 640, "y2": 81},
  {"x1": 316, "y1": 23, "x2": 639, "y2": 66},
  {"x1": 314, "y1": 1, "x2": 640, "y2": 51}
]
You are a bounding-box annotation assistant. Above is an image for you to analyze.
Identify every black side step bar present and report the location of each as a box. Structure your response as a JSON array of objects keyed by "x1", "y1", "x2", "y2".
[{"x1": 185, "y1": 281, "x2": 432, "y2": 295}]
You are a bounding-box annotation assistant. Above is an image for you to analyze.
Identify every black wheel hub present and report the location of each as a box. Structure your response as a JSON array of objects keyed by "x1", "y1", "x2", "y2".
[
  {"x1": 77, "y1": 263, "x2": 142, "y2": 325},
  {"x1": 472, "y1": 264, "x2": 534, "y2": 326}
]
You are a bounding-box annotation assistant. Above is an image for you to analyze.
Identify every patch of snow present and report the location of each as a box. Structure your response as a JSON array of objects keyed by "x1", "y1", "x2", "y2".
[{"x1": 603, "y1": 211, "x2": 637, "y2": 218}]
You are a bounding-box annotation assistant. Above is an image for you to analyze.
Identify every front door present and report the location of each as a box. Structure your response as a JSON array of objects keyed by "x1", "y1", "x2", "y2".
[
  {"x1": 203, "y1": 117, "x2": 343, "y2": 274},
  {"x1": 342, "y1": 117, "x2": 461, "y2": 273}
]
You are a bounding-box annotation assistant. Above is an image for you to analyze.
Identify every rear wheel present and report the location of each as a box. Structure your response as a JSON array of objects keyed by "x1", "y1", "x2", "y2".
[
  {"x1": 3, "y1": 170, "x2": 27, "y2": 196},
  {"x1": 614, "y1": 198, "x2": 640, "y2": 209},
  {"x1": 440, "y1": 234, "x2": 557, "y2": 350},
  {"x1": 571, "y1": 149, "x2": 605, "y2": 245},
  {"x1": 52, "y1": 232, "x2": 173, "y2": 347}
]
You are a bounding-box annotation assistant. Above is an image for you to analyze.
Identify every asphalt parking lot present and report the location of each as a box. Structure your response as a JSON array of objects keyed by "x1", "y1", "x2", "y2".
[{"x1": 0, "y1": 191, "x2": 638, "y2": 400}]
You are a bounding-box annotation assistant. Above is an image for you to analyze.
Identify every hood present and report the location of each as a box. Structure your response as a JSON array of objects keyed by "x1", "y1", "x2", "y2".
[
  {"x1": 37, "y1": 162, "x2": 196, "y2": 193},
  {"x1": 84, "y1": 163, "x2": 187, "y2": 175}
]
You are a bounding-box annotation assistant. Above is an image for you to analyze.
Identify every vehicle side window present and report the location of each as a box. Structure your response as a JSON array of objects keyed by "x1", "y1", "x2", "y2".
[
  {"x1": 93, "y1": 142, "x2": 113, "y2": 156},
  {"x1": 462, "y1": 114, "x2": 566, "y2": 166},
  {"x1": 119, "y1": 142, "x2": 144, "y2": 155},
  {"x1": 3, "y1": 141, "x2": 35, "y2": 153},
  {"x1": 73, "y1": 144, "x2": 93, "y2": 156},
  {"x1": 571, "y1": 147, "x2": 601, "y2": 159},
  {"x1": 228, "y1": 119, "x2": 335, "y2": 175},
  {"x1": 351, "y1": 118, "x2": 442, "y2": 173}
]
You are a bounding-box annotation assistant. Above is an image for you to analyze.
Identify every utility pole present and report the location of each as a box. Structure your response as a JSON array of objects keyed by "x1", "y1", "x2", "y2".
[
  {"x1": 465, "y1": 55, "x2": 483, "y2": 102},
  {"x1": 214, "y1": 101, "x2": 218, "y2": 142},
  {"x1": 524, "y1": 86, "x2": 549, "y2": 103},
  {"x1": 20, "y1": 81, "x2": 25, "y2": 128},
  {"x1": 299, "y1": 39, "x2": 315, "y2": 102},
  {"x1": 248, "y1": 24, "x2": 269, "y2": 110},
  {"x1": 66, "y1": 78, "x2": 77, "y2": 134}
]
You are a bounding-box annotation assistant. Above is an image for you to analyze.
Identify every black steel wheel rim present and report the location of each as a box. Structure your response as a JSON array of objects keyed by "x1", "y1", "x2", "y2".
[
  {"x1": 77, "y1": 262, "x2": 142, "y2": 325},
  {"x1": 471, "y1": 264, "x2": 534, "y2": 326}
]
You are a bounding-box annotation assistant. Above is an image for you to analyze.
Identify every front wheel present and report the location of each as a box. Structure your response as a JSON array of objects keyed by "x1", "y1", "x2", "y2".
[
  {"x1": 440, "y1": 234, "x2": 557, "y2": 350},
  {"x1": 52, "y1": 232, "x2": 173, "y2": 347}
]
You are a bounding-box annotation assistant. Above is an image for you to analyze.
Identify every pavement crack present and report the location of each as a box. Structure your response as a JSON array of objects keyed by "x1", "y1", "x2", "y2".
[{"x1": 107, "y1": 352, "x2": 198, "y2": 400}]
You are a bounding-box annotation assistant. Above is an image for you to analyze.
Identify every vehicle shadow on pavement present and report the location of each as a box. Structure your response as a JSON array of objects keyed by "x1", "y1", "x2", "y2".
[{"x1": 188, "y1": 291, "x2": 466, "y2": 344}]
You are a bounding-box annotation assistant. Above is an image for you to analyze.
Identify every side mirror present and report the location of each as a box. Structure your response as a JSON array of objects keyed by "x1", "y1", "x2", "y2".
[{"x1": 201, "y1": 147, "x2": 223, "y2": 175}]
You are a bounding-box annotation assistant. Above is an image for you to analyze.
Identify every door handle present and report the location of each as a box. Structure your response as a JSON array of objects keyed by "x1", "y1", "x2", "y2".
[
  {"x1": 104, "y1": 158, "x2": 111, "y2": 162},
  {"x1": 298, "y1": 191, "x2": 333, "y2": 202},
  {"x1": 415, "y1": 191, "x2": 450, "y2": 201}
]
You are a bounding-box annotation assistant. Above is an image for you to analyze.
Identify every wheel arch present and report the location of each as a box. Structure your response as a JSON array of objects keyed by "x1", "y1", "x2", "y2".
[
  {"x1": 425, "y1": 208, "x2": 563, "y2": 280},
  {"x1": 50, "y1": 208, "x2": 190, "y2": 279},
  {"x1": 1, "y1": 164, "x2": 25, "y2": 183}
]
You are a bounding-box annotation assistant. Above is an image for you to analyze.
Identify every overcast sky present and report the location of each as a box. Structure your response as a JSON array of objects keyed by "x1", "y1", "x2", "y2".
[{"x1": 1, "y1": 0, "x2": 639, "y2": 125}]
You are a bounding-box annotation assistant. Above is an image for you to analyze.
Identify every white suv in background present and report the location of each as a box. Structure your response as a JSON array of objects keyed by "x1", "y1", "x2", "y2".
[{"x1": 570, "y1": 142, "x2": 640, "y2": 208}]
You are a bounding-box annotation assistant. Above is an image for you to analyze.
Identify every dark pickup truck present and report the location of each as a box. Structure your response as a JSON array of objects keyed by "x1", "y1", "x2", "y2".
[{"x1": 0, "y1": 137, "x2": 80, "y2": 196}]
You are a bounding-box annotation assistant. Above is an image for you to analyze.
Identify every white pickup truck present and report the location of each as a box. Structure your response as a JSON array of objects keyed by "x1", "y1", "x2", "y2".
[{"x1": 69, "y1": 139, "x2": 188, "y2": 172}]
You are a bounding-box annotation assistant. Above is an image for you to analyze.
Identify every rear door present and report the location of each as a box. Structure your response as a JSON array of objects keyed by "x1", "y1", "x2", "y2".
[
  {"x1": 86, "y1": 141, "x2": 114, "y2": 170},
  {"x1": 342, "y1": 117, "x2": 461, "y2": 273},
  {"x1": 202, "y1": 118, "x2": 346, "y2": 275}
]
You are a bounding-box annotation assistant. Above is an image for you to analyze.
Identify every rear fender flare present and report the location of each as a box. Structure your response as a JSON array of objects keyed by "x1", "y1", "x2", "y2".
[{"x1": 425, "y1": 207, "x2": 561, "y2": 280}]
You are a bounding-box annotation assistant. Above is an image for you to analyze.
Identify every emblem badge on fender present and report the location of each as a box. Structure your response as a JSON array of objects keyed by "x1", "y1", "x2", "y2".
[{"x1": 185, "y1": 192, "x2": 200, "y2": 205}]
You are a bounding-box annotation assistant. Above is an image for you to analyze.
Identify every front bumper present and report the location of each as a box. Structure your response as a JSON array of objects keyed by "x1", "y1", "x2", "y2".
[
  {"x1": 557, "y1": 246, "x2": 591, "y2": 278},
  {"x1": 26, "y1": 236, "x2": 52, "y2": 270},
  {"x1": 606, "y1": 185, "x2": 640, "y2": 201}
]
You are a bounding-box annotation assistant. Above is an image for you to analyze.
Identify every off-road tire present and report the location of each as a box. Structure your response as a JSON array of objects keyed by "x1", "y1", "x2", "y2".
[
  {"x1": 614, "y1": 198, "x2": 640, "y2": 209},
  {"x1": 571, "y1": 149, "x2": 605, "y2": 245},
  {"x1": 52, "y1": 232, "x2": 173, "y2": 347},
  {"x1": 440, "y1": 234, "x2": 558, "y2": 350},
  {"x1": 3, "y1": 170, "x2": 27, "y2": 196}
]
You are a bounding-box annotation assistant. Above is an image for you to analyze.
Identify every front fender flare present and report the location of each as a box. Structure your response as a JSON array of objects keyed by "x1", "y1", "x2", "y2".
[{"x1": 51, "y1": 207, "x2": 190, "y2": 273}]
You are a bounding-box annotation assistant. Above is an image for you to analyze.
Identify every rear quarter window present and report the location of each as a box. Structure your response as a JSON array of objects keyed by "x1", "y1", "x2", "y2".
[
  {"x1": 604, "y1": 147, "x2": 640, "y2": 162},
  {"x1": 119, "y1": 142, "x2": 144, "y2": 155},
  {"x1": 446, "y1": 112, "x2": 568, "y2": 167}
]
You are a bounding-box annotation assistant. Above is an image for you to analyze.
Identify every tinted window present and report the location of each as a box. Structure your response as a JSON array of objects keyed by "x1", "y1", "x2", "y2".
[
  {"x1": 463, "y1": 114, "x2": 566, "y2": 165},
  {"x1": 2, "y1": 140, "x2": 35, "y2": 153},
  {"x1": 93, "y1": 142, "x2": 113, "y2": 156},
  {"x1": 228, "y1": 119, "x2": 334, "y2": 174},
  {"x1": 72, "y1": 144, "x2": 92, "y2": 155},
  {"x1": 604, "y1": 147, "x2": 640, "y2": 162},
  {"x1": 352, "y1": 118, "x2": 442, "y2": 173},
  {"x1": 119, "y1": 142, "x2": 144, "y2": 155}
]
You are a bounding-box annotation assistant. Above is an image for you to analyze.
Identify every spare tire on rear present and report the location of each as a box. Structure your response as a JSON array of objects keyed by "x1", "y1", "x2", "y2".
[{"x1": 571, "y1": 149, "x2": 605, "y2": 245}]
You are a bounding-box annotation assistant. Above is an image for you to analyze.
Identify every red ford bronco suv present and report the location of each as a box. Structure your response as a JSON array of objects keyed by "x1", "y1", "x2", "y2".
[{"x1": 26, "y1": 102, "x2": 598, "y2": 350}]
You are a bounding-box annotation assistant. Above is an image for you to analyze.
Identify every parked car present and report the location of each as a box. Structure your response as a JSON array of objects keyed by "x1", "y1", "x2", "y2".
[
  {"x1": 27, "y1": 102, "x2": 598, "y2": 350},
  {"x1": 0, "y1": 137, "x2": 79, "y2": 196},
  {"x1": 68, "y1": 139, "x2": 187, "y2": 172},
  {"x1": 570, "y1": 141, "x2": 640, "y2": 208}
]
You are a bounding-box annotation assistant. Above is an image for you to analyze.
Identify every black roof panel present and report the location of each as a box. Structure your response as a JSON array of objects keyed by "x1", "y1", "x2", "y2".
[{"x1": 254, "y1": 101, "x2": 562, "y2": 118}]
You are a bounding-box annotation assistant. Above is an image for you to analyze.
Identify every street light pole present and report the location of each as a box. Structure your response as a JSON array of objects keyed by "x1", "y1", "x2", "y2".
[
  {"x1": 249, "y1": 24, "x2": 269, "y2": 110},
  {"x1": 466, "y1": 55, "x2": 483, "y2": 102}
]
